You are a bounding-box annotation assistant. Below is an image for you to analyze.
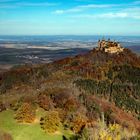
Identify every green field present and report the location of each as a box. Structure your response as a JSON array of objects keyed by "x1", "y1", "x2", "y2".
[{"x1": 0, "y1": 109, "x2": 71, "y2": 140}]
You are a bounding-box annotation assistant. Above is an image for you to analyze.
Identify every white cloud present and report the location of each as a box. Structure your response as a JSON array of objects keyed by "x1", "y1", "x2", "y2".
[
  {"x1": 53, "y1": 1, "x2": 140, "y2": 15},
  {"x1": 78, "y1": 4, "x2": 117, "y2": 8},
  {"x1": 0, "y1": 0, "x2": 17, "y2": 2},
  {"x1": 122, "y1": 7, "x2": 140, "y2": 19},
  {"x1": 73, "y1": 12, "x2": 128, "y2": 19},
  {"x1": 99, "y1": 13, "x2": 128, "y2": 18},
  {"x1": 53, "y1": 1, "x2": 140, "y2": 20},
  {"x1": 15, "y1": 2, "x2": 58, "y2": 7},
  {"x1": 72, "y1": 9, "x2": 140, "y2": 20},
  {"x1": 53, "y1": 4, "x2": 118, "y2": 14},
  {"x1": 55, "y1": 10, "x2": 64, "y2": 14},
  {"x1": 0, "y1": 1, "x2": 59, "y2": 8},
  {"x1": 132, "y1": 1, "x2": 140, "y2": 4}
]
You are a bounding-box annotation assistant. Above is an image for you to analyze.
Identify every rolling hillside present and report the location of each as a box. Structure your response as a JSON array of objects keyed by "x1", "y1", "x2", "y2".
[{"x1": 0, "y1": 46, "x2": 140, "y2": 140}]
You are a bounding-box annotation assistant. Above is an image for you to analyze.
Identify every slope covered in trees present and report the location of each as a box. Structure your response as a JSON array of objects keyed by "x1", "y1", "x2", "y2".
[{"x1": 0, "y1": 48, "x2": 140, "y2": 139}]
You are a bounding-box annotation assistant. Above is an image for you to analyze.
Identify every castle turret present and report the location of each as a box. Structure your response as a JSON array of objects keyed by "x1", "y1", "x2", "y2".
[{"x1": 98, "y1": 39, "x2": 101, "y2": 48}]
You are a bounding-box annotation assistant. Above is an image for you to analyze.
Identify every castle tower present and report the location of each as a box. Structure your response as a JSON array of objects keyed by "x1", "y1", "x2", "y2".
[{"x1": 98, "y1": 39, "x2": 101, "y2": 48}]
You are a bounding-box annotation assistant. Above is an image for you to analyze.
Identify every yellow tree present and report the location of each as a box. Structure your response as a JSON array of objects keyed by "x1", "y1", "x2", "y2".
[
  {"x1": 15, "y1": 102, "x2": 35, "y2": 123},
  {"x1": 40, "y1": 111, "x2": 61, "y2": 133}
]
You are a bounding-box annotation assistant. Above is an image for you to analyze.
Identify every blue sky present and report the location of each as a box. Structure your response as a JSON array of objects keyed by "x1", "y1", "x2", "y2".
[{"x1": 0, "y1": 0, "x2": 140, "y2": 35}]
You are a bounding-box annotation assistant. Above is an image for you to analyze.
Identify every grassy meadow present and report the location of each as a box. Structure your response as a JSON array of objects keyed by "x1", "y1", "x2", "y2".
[{"x1": 0, "y1": 109, "x2": 71, "y2": 140}]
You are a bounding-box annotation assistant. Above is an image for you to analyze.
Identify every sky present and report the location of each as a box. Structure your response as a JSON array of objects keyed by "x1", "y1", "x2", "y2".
[{"x1": 0, "y1": 0, "x2": 140, "y2": 35}]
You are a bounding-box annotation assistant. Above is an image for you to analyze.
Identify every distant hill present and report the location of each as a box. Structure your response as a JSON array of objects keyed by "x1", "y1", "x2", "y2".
[{"x1": 127, "y1": 45, "x2": 140, "y2": 55}]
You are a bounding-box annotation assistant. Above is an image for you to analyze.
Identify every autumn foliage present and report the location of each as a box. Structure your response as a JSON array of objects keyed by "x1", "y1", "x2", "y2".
[
  {"x1": 15, "y1": 102, "x2": 35, "y2": 123},
  {"x1": 0, "y1": 47, "x2": 140, "y2": 138},
  {"x1": 40, "y1": 111, "x2": 61, "y2": 133}
]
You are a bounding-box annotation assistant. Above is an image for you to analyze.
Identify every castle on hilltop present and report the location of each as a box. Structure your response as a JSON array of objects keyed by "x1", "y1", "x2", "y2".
[{"x1": 96, "y1": 39, "x2": 124, "y2": 54}]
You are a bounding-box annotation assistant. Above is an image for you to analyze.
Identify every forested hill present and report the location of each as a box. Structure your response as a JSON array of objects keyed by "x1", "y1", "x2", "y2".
[{"x1": 0, "y1": 47, "x2": 140, "y2": 139}]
